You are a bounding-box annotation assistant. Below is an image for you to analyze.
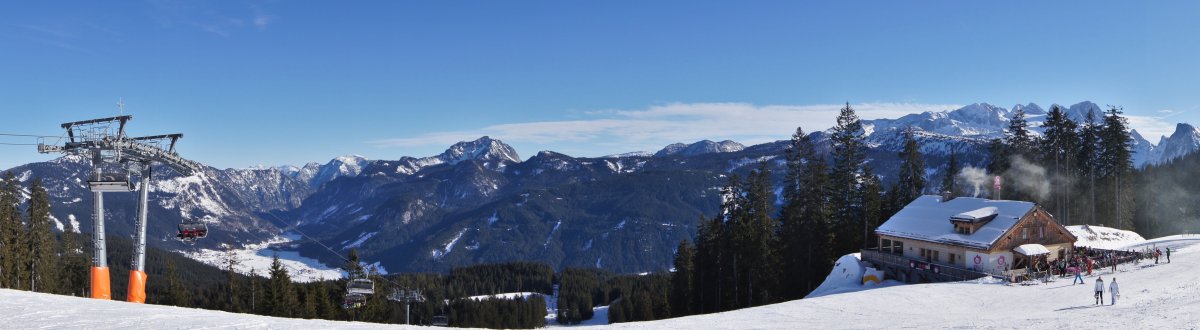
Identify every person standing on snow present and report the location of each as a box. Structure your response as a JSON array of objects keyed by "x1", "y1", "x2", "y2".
[
  {"x1": 1072, "y1": 266, "x2": 1084, "y2": 285},
  {"x1": 1109, "y1": 278, "x2": 1120, "y2": 305},
  {"x1": 1094, "y1": 276, "x2": 1105, "y2": 305},
  {"x1": 1166, "y1": 247, "x2": 1171, "y2": 263}
]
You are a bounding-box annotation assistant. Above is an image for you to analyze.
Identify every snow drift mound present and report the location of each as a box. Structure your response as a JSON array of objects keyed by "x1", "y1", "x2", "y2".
[
  {"x1": 1067, "y1": 225, "x2": 1146, "y2": 249},
  {"x1": 805, "y1": 253, "x2": 898, "y2": 299}
]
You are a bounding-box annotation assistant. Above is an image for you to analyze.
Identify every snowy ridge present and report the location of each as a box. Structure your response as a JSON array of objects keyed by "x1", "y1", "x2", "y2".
[
  {"x1": 654, "y1": 140, "x2": 745, "y2": 157},
  {"x1": 851, "y1": 101, "x2": 1200, "y2": 164}
]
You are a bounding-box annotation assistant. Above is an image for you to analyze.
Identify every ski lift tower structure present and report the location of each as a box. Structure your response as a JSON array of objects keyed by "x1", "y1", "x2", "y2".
[
  {"x1": 388, "y1": 288, "x2": 427, "y2": 325},
  {"x1": 37, "y1": 111, "x2": 203, "y2": 303}
]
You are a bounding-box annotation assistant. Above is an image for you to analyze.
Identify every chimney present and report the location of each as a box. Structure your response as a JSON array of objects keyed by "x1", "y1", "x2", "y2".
[
  {"x1": 992, "y1": 175, "x2": 1002, "y2": 200},
  {"x1": 941, "y1": 190, "x2": 954, "y2": 203}
]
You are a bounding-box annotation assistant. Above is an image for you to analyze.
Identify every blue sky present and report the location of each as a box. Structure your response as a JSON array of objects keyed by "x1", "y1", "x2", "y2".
[{"x1": 2, "y1": 1, "x2": 1198, "y2": 169}]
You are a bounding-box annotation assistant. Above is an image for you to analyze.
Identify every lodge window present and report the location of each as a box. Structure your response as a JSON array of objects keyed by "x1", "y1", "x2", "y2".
[
  {"x1": 949, "y1": 253, "x2": 958, "y2": 264},
  {"x1": 882, "y1": 239, "x2": 892, "y2": 252},
  {"x1": 1022, "y1": 228, "x2": 1028, "y2": 240},
  {"x1": 894, "y1": 241, "x2": 903, "y2": 255},
  {"x1": 1039, "y1": 227, "x2": 1045, "y2": 238},
  {"x1": 933, "y1": 250, "x2": 940, "y2": 262}
]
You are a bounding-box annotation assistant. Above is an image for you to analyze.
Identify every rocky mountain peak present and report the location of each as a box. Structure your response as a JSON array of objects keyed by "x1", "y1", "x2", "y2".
[
  {"x1": 654, "y1": 140, "x2": 745, "y2": 157},
  {"x1": 440, "y1": 136, "x2": 521, "y2": 165}
]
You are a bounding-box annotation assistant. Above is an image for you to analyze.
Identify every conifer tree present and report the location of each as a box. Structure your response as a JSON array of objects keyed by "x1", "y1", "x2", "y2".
[
  {"x1": 166, "y1": 259, "x2": 189, "y2": 307},
  {"x1": 828, "y1": 102, "x2": 866, "y2": 256},
  {"x1": 778, "y1": 127, "x2": 832, "y2": 299},
  {"x1": 1076, "y1": 109, "x2": 1102, "y2": 224},
  {"x1": 0, "y1": 172, "x2": 28, "y2": 290},
  {"x1": 316, "y1": 280, "x2": 339, "y2": 320},
  {"x1": 797, "y1": 133, "x2": 833, "y2": 296},
  {"x1": 345, "y1": 249, "x2": 364, "y2": 279},
  {"x1": 223, "y1": 248, "x2": 243, "y2": 312},
  {"x1": 736, "y1": 163, "x2": 776, "y2": 306},
  {"x1": 1040, "y1": 105, "x2": 1079, "y2": 223},
  {"x1": 669, "y1": 240, "x2": 694, "y2": 317},
  {"x1": 1098, "y1": 106, "x2": 1135, "y2": 229},
  {"x1": 1006, "y1": 107, "x2": 1035, "y2": 155},
  {"x1": 266, "y1": 254, "x2": 299, "y2": 317},
  {"x1": 940, "y1": 149, "x2": 960, "y2": 198},
  {"x1": 301, "y1": 285, "x2": 319, "y2": 319},
  {"x1": 986, "y1": 138, "x2": 1009, "y2": 177},
  {"x1": 58, "y1": 230, "x2": 88, "y2": 296},
  {"x1": 861, "y1": 166, "x2": 883, "y2": 249},
  {"x1": 27, "y1": 178, "x2": 58, "y2": 293},
  {"x1": 895, "y1": 127, "x2": 926, "y2": 205}
]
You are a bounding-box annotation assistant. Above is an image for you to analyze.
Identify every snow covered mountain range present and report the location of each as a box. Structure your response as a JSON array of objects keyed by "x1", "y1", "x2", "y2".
[
  {"x1": 859, "y1": 101, "x2": 1200, "y2": 167},
  {"x1": 5, "y1": 101, "x2": 1198, "y2": 274}
]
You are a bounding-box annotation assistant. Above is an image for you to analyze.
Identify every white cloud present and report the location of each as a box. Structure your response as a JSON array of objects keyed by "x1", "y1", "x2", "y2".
[
  {"x1": 253, "y1": 14, "x2": 273, "y2": 30},
  {"x1": 1126, "y1": 113, "x2": 1181, "y2": 142},
  {"x1": 369, "y1": 102, "x2": 958, "y2": 157}
]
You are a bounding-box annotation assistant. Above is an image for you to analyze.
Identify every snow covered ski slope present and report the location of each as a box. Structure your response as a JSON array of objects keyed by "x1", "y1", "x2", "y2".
[
  {"x1": 600, "y1": 235, "x2": 1200, "y2": 329},
  {"x1": 3, "y1": 234, "x2": 1198, "y2": 329}
]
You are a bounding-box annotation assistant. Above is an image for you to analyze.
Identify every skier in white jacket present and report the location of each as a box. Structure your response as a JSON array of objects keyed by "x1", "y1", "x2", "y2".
[
  {"x1": 1110, "y1": 278, "x2": 1120, "y2": 305},
  {"x1": 1094, "y1": 276, "x2": 1105, "y2": 305}
]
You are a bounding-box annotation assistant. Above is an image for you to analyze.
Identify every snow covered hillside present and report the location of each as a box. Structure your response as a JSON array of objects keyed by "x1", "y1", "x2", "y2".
[
  {"x1": 0, "y1": 288, "x2": 435, "y2": 329},
  {"x1": 601, "y1": 235, "x2": 1200, "y2": 329},
  {"x1": 3, "y1": 234, "x2": 1197, "y2": 329}
]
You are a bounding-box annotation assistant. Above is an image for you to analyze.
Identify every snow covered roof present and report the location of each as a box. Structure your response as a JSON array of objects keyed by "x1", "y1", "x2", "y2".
[
  {"x1": 876, "y1": 195, "x2": 1036, "y2": 250},
  {"x1": 950, "y1": 207, "x2": 999, "y2": 223},
  {"x1": 1014, "y1": 244, "x2": 1050, "y2": 256}
]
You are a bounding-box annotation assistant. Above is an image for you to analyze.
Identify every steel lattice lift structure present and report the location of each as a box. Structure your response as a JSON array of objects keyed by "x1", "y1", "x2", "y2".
[{"x1": 37, "y1": 114, "x2": 204, "y2": 303}]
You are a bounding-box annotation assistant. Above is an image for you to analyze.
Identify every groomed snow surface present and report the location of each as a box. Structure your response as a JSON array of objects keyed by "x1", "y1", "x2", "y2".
[{"x1": 5, "y1": 231, "x2": 1199, "y2": 329}]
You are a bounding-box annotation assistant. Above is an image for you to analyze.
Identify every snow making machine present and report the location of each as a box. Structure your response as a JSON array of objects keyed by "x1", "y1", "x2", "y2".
[{"x1": 37, "y1": 113, "x2": 204, "y2": 304}]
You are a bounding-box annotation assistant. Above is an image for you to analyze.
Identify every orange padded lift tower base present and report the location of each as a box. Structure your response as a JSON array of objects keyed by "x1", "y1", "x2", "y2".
[
  {"x1": 90, "y1": 266, "x2": 111, "y2": 300},
  {"x1": 127, "y1": 270, "x2": 147, "y2": 303}
]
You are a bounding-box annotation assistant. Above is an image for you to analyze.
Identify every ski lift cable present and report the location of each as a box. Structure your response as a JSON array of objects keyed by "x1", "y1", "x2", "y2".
[{"x1": 0, "y1": 132, "x2": 59, "y2": 138}]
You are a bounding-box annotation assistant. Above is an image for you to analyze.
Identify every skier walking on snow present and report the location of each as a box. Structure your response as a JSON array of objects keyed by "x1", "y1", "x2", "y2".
[
  {"x1": 1110, "y1": 278, "x2": 1120, "y2": 305},
  {"x1": 1094, "y1": 276, "x2": 1105, "y2": 305},
  {"x1": 1072, "y1": 266, "x2": 1084, "y2": 285}
]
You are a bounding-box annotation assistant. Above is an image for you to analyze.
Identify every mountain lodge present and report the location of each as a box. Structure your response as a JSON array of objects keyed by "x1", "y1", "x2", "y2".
[{"x1": 862, "y1": 195, "x2": 1077, "y2": 283}]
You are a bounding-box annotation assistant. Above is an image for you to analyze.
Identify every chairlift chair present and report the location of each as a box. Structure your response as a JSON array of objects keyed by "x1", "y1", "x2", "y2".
[
  {"x1": 347, "y1": 278, "x2": 375, "y2": 295},
  {"x1": 176, "y1": 219, "x2": 208, "y2": 243},
  {"x1": 343, "y1": 293, "x2": 366, "y2": 309},
  {"x1": 87, "y1": 172, "x2": 135, "y2": 192}
]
